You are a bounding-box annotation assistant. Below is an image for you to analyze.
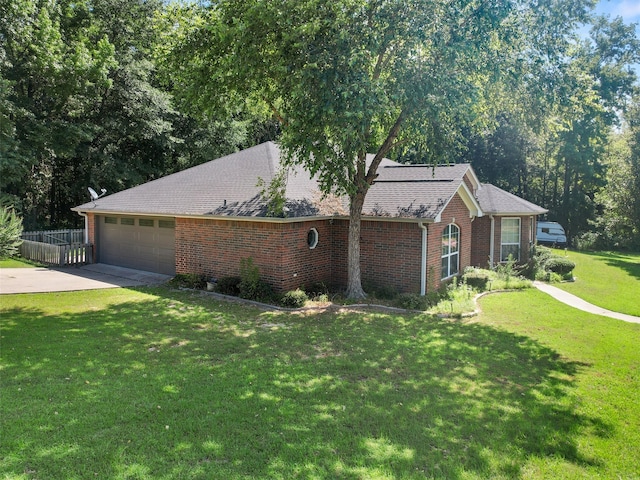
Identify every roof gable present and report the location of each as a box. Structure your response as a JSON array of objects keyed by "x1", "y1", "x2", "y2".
[
  {"x1": 476, "y1": 184, "x2": 547, "y2": 216},
  {"x1": 362, "y1": 163, "x2": 481, "y2": 219}
]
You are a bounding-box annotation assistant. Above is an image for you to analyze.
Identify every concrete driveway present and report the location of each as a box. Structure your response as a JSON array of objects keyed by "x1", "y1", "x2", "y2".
[{"x1": 0, "y1": 264, "x2": 172, "y2": 294}]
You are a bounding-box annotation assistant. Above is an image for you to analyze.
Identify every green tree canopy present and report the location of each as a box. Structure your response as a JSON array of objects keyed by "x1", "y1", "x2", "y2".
[{"x1": 176, "y1": 0, "x2": 597, "y2": 297}]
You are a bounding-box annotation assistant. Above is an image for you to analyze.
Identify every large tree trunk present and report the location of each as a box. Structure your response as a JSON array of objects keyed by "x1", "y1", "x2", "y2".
[
  {"x1": 345, "y1": 190, "x2": 367, "y2": 299},
  {"x1": 344, "y1": 109, "x2": 408, "y2": 299}
]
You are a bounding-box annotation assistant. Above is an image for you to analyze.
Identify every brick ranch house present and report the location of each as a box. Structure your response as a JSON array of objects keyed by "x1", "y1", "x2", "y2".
[{"x1": 73, "y1": 141, "x2": 547, "y2": 294}]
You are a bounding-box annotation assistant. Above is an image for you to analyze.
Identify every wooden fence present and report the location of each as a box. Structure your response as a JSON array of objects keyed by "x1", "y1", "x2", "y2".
[
  {"x1": 19, "y1": 240, "x2": 93, "y2": 267},
  {"x1": 21, "y1": 229, "x2": 85, "y2": 245}
]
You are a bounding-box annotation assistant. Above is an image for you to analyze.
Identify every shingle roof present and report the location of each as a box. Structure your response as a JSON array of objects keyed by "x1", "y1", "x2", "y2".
[
  {"x1": 476, "y1": 183, "x2": 547, "y2": 215},
  {"x1": 364, "y1": 164, "x2": 473, "y2": 218},
  {"x1": 73, "y1": 141, "x2": 544, "y2": 220},
  {"x1": 75, "y1": 142, "x2": 317, "y2": 217}
]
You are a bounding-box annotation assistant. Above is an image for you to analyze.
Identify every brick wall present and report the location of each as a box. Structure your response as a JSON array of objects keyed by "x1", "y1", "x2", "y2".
[
  {"x1": 172, "y1": 191, "x2": 493, "y2": 295},
  {"x1": 175, "y1": 218, "x2": 333, "y2": 293},
  {"x1": 427, "y1": 194, "x2": 473, "y2": 291},
  {"x1": 521, "y1": 215, "x2": 535, "y2": 262},
  {"x1": 361, "y1": 221, "x2": 423, "y2": 293},
  {"x1": 471, "y1": 216, "x2": 492, "y2": 268},
  {"x1": 86, "y1": 213, "x2": 97, "y2": 262},
  {"x1": 471, "y1": 215, "x2": 537, "y2": 268},
  {"x1": 327, "y1": 193, "x2": 476, "y2": 294},
  {"x1": 326, "y1": 219, "x2": 424, "y2": 294},
  {"x1": 329, "y1": 219, "x2": 348, "y2": 290}
]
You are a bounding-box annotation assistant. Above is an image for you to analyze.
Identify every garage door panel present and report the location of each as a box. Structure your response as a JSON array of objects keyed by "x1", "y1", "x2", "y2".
[{"x1": 98, "y1": 216, "x2": 176, "y2": 275}]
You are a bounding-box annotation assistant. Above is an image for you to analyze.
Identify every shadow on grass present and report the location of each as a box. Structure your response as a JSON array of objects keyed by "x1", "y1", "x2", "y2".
[
  {"x1": 1, "y1": 287, "x2": 611, "y2": 479},
  {"x1": 573, "y1": 250, "x2": 640, "y2": 281}
]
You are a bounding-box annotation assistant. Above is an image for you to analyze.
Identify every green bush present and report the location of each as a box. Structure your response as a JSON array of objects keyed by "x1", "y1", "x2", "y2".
[
  {"x1": 363, "y1": 282, "x2": 398, "y2": 300},
  {"x1": 215, "y1": 276, "x2": 241, "y2": 296},
  {"x1": 520, "y1": 246, "x2": 561, "y2": 280},
  {"x1": 395, "y1": 293, "x2": 430, "y2": 310},
  {"x1": 573, "y1": 231, "x2": 601, "y2": 251},
  {"x1": 525, "y1": 246, "x2": 575, "y2": 281},
  {"x1": 239, "y1": 257, "x2": 260, "y2": 298},
  {"x1": 280, "y1": 289, "x2": 309, "y2": 308},
  {"x1": 534, "y1": 245, "x2": 554, "y2": 263},
  {"x1": 0, "y1": 207, "x2": 23, "y2": 259},
  {"x1": 548, "y1": 272, "x2": 563, "y2": 283},
  {"x1": 495, "y1": 254, "x2": 517, "y2": 283},
  {"x1": 544, "y1": 256, "x2": 576, "y2": 276},
  {"x1": 305, "y1": 282, "x2": 330, "y2": 301},
  {"x1": 242, "y1": 280, "x2": 274, "y2": 301},
  {"x1": 238, "y1": 257, "x2": 274, "y2": 301},
  {"x1": 169, "y1": 274, "x2": 206, "y2": 289},
  {"x1": 462, "y1": 271, "x2": 489, "y2": 291},
  {"x1": 394, "y1": 291, "x2": 442, "y2": 310}
]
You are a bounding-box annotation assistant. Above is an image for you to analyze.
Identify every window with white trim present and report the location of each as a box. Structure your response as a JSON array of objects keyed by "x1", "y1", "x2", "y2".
[
  {"x1": 501, "y1": 218, "x2": 521, "y2": 262},
  {"x1": 441, "y1": 224, "x2": 459, "y2": 279}
]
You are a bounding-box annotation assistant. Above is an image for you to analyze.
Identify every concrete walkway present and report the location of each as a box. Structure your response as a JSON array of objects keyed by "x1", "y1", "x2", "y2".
[
  {"x1": 0, "y1": 264, "x2": 171, "y2": 294},
  {"x1": 533, "y1": 281, "x2": 640, "y2": 324}
]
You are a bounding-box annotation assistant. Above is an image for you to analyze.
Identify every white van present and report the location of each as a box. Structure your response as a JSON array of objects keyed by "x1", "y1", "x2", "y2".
[{"x1": 536, "y1": 221, "x2": 567, "y2": 247}]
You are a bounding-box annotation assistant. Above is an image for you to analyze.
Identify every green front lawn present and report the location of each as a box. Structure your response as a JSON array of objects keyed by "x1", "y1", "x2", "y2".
[
  {"x1": 551, "y1": 249, "x2": 640, "y2": 316},
  {"x1": 0, "y1": 257, "x2": 39, "y2": 268},
  {"x1": 2, "y1": 286, "x2": 638, "y2": 479}
]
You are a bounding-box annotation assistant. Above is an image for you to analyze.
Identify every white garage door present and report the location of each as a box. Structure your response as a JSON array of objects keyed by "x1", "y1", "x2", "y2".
[{"x1": 97, "y1": 215, "x2": 176, "y2": 275}]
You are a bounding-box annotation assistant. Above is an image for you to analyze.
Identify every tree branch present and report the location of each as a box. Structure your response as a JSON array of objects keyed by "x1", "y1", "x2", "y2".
[
  {"x1": 365, "y1": 107, "x2": 410, "y2": 185},
  {"x1": 264, "y1": 97, "x2": 288, "y2": 127},
  {"x1": 372, "y1": 45, "x2": 388, "y2": 81}
]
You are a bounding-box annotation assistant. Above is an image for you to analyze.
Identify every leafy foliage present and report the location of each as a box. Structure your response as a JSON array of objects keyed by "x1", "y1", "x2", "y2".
[
  {"x1": 462, "y1": 270, "x2": 490, "y2": 291},
  {"x1": 168, "y1": 273, "x2": 206, "y2": 289},
  {"x1": 257, "y1": 168, "x2": 288, "y2": 217},
  {"x1": 543, "y1": 256, "x2": 576, "y2": 276},
  {"x1": 239, "y1": 257, "x2": 273, "y2": 301},
  {"x1": 586, "y1": 98, "x2": 640, "y2": 250},
  {"x1": 0, "y1": 206, "x2": 23, "y2": 258},
  {"x1": 0, "y1": 0, "x2": 271, "y2": 229},
  {"x1": 456, "y1": 17, "x2": 639, "y2": 245},
  {"x1": 178, "y1": 0, "x2": 572, "y2": 298},
  {"x1": 524, "y1": 246, "x2": 575, "y2": 281},
  {"x1": 280, "y1": 289, "x2": 309, "y2": 308},
  {"x1": 214, "y1": 276, "x2": 242, "y2": 296}
]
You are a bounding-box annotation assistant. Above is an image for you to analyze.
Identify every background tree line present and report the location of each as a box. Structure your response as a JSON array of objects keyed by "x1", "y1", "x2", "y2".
[
  {"x1": 0, "y1": 0, "x2": 276, "y2": 230},
  {"x1": 1, "y1": 0, "x2": 639, "y2": 250}
]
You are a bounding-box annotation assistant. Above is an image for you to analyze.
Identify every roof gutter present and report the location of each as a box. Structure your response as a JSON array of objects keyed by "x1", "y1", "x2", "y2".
[
  {"x1": 484, "y1": 210, "x2": 548, "y2": 216},
  {"x1": 70, "y1": 208, "x2": 437, "y2": 225},
  {"x1": 419, "y1": 222, "x2": 428, "y2": 296}
]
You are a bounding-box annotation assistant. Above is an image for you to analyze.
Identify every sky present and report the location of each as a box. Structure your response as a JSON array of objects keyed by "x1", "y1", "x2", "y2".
[
  {"x1": 591, "y1": 0, "x2": 639, "y2": 75},
  {"x1": 595, "y1": 0, "x2": 640, "y2": 22}
]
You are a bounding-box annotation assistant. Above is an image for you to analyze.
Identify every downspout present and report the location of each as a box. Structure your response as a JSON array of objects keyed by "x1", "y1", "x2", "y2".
[
  {"x1": 419, "y1": 222, "x2": 428, "y2": 296},
  {"x1": 77, "y1": 212, "x2": 89, "y2": 244},
  {"x1": 489, "y1": 215, "x2": 495, "y2": 268}
]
